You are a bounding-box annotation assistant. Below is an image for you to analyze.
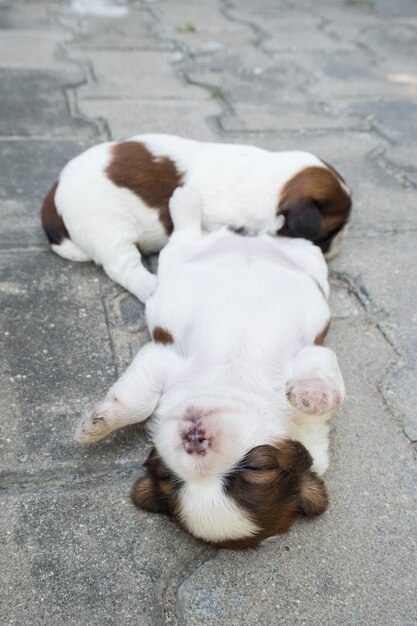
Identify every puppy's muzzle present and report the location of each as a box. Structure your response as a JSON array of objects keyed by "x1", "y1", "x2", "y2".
[{"x1": 181, "y1": 420, "x2": 209, "y2": 455}]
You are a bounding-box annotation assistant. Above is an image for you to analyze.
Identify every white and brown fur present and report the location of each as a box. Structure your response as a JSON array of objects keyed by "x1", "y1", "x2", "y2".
[
  {"x1": 75, "y1": 187, "x2": 345, "y2": 549},
  {"x1": 41, "y1": 134, "x2": 351, "y2": 303}
]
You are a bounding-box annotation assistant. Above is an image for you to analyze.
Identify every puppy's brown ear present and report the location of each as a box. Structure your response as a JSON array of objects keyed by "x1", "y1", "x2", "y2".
[
  {"x1": 274, "y1": 439, "x2": 313, "y2": 474},
  {"x1": 131, "y1": 475, "x2": 169, "y2": 513},
  {"x1": 299, "y1": 471, "x2": 328, "y2": 517},
  {"x1": 131, "y1": 447, "x2": 170, "y2": 514}
]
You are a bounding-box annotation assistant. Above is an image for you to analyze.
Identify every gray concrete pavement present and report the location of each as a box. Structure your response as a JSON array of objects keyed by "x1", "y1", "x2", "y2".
[{"x1": 1, "y1": 1, "x2": 416, "y2": 624}]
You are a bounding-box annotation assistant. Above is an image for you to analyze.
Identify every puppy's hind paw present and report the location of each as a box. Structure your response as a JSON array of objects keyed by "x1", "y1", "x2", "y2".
[
  {"x1": 285, "y1": 378, "x2": 341, "y2": 415},
  {"x1": 74, "y1": 404, "x2": 114, "y2": 444}
]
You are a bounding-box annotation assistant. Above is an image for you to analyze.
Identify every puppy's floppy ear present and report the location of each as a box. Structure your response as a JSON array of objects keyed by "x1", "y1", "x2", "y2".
[
  {"x1": 274, "y1": 440, "x2": 328, "y2": 517},
  {"x1": 299, "y1": 471, "x2": 328, "y2": 517},
  {"x1": 284, "y1": 203, "x2": 323, "y2": 241},
  {"x1": 131, "y1": 474, "x2": 168, "y2": 513},
  {"x1": 274, "y1": 439, "x2": 313, "y2": 474},
  {"x1": 131, "y1": 447, "x2": 169, "y2": 514}
]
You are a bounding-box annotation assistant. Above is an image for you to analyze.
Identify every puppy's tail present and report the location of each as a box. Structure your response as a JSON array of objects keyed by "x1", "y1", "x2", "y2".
[{"x1": 41, "y1": 181, "x2": 91, "y2": 262}]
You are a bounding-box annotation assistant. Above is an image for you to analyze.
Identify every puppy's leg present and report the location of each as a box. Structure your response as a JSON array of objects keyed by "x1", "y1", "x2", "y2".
[
  {"x1": 169, "y1": 186, "x2": 203, "y2": 237},
  {"x1": 75, "y1": 344, "x2": 180, "y2": 443},
  {"x1": 101, "y1": 242, "x2": 158, "y2": 303},
  {"x1": 157, "y1": 187, "x2": 205, "y2": 275},
  {"x1": 286, "y1": 346, "x2": 344, "y2": 415}
]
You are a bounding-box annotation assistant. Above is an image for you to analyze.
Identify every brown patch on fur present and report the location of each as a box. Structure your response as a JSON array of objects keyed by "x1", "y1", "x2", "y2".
[
  {"x1": 153, "y1": 326, "x2": 174, "y2": 345},
  {"x1": 131, "y1": 441, "x2": 328, "y2": 550},
  {"x1": 217, "y1": 439, "x2": 328, "y2": 549},
  {"x1": 106, "y1": 141, "x2": 183, "y2": 234},
  {"x1": 278, "y1": 166, "x2": 351, "y2": 254},
  {"x1": 314, "y1": 320, "x2": 330, "y2": 345},
  {"x1": 41, "y1": 181, "x2": 69, "y2": 245},
  {"x1": 131, "y1": 448, "x2": 182, "y2": 514}
]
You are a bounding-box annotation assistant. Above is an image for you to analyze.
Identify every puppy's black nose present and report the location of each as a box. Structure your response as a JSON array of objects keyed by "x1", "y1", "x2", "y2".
[{"x1": 183, "y1": 426, "x2": 209, "y2": 455}]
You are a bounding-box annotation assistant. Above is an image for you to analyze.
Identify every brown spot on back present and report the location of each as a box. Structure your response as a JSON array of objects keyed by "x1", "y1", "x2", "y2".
[
  {"x1": 314, "y1": 320, "x2": 330, "y2": 345},
  {"x1": 278, "y1": 166, "x2": 351, "y2": 253},
  {"x1": 153, "y1": 326, "x2": 174, "y2": 345},
  {"x1": 106, "y1": 141, "x2": 183, "y2": 234},
  {"x1": 41, "y1": 181, "x2": 69, "y2": 245}
]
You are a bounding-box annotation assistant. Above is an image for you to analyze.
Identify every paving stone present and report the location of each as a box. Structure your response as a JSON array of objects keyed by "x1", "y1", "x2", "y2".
[
  {"x1": 328, "y1": 280, "x2": 360, "y2": 320},
  {"x1": 0, "y1": 30, "x2": 69, "y2": 70},
  {"x1": 79, "y1": 98, "x2": 221, "y2": 140},
  {"x1": 220, "y1": 102, "x2": 354, "y2": 132},
  {"x1": 357, "y1": 22, "x2": 417, "y2": 74},
  {"x1": 0, "y1": 3, "x2": 57, "y2": 29},
  {"x1": 185, "y1": 56, "x2": 312, "y2": 107},
  {"x1": 319, "y1": 5, "x2": 385, "y2": 41},
  {"x1": 0, "y1": 199, "x2": 47, "y2": 248},
  {"x1": 332, "y1": 97, "x2": 417, "y2": 172},
  {"x1": 331, "y1": 233, "x2": 417, "y2": 441},
  {"x1": 0, "y1": 250, "x2": 150, "y2": 476},
  {"x1": 335, "y1": 97, "x2": 417, "y2": 146},
  {"x1": 287, "y1": 48, "x2": 408, "y2": 98},
  {"x1": 0, "y1": 71, "x2": 98, "y2": 138},
  {"x1": 179, "y1": 317, "x2": 417, "y2": 625},
  {"x1": 74, "y1": 49, "x2": 208, "y2": 100},
  {"x1": 158, "y1": 1, "x2": 252, "y2": 35},
  {"x1": 371, "y1": 0, "x2": 417, "y2": 17},
  {"x1": 60, "y1": 5, "x2": 171, "y2": 50},
  {"x1": 0, "y1": 481, "x2": 204, "y2": 626},
  {"x1": 0, "y1": 139, "x2": 92, "y2": 206}
]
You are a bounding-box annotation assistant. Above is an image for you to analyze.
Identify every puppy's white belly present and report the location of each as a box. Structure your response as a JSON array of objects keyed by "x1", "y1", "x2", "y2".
[{"x1": 147, "y1": 248, "x2": 329, "y2": 365}]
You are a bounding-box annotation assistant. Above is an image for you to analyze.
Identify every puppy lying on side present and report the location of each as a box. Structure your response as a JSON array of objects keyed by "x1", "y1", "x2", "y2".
[
  {"x1": 41, "y1": 134, "x2": 351, "y2": 302},
  {"x1": 75, "y1": 187, "x2": 345, "y2": 549}
]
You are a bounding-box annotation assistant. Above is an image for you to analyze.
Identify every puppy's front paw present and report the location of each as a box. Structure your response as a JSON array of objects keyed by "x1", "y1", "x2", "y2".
[
  {"x1": 285, "y1": 378, "x2": 340, "y2": 415},
  {"x1": 135, "y1": 272, "x2": 159, "y2": 304},
  {"x1": 169, "y1": 186, "x2": 203, "y2": 231},
  {"x1": 75, "y1": 403, "x2": 114, "y2": 444}
]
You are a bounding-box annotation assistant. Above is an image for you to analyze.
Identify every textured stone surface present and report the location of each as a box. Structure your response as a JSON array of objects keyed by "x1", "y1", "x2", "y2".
[
  {"x1": 0, "y1": 139, "x2": 92, "y2": 245},
  {"x1": 1, "y1": 0, "x2": 416, "y2": 624},
  {"x1": 0, "y1": 482, "x2": 204, "y2": 626},
  {"x1": 0, "y1": 71, "x2": 97, "y2": 137},
  {"x1": 75, "y1": 49, "x2": 208, "y2": 99},
  {"x1": 79, "y1": 98, "x2": 221, "y2": 140},
  {"x1": 0, "y1": 30, "x2": 68, "y2": 69}
]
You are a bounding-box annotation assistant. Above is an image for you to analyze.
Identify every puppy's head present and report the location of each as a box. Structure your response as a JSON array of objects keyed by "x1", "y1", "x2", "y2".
[
  {"x1": 131, "y1": 439, "x2": 328, "y2": 549},
  {"x1": 277, "y1": 163, "x2": 351, "y2": 257}
]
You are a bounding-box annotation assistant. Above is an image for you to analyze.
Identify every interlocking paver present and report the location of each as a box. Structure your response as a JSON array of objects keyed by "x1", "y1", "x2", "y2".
[{"x1": 1, "y1": 1, "x2": 416, "y2": 624}]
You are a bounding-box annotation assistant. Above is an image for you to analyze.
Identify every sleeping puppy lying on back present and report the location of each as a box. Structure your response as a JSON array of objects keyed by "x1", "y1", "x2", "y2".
[
  {"x1": 41, "y1": 133, "x2": 351, "y2": 302},
  {"x1": 75, "y1": 187, "x2": 345, "y2": 549}
]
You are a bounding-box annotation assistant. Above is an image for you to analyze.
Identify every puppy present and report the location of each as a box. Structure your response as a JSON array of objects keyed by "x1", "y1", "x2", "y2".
[
  {"x1": 41, "y1": 134, "x2": 351, "y2": 302},
  {"x1": 75, "y1": 187, "x2": 345, "y2": 549}
]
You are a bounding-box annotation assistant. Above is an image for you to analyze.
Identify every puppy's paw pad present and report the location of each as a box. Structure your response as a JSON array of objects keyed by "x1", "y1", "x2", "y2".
[
  {"x1": 74, "y1": 407, "x2": 112, "y2": 444},
  {"x1": 286, "y1": 378, "x2": 340, "y2": 415}
]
